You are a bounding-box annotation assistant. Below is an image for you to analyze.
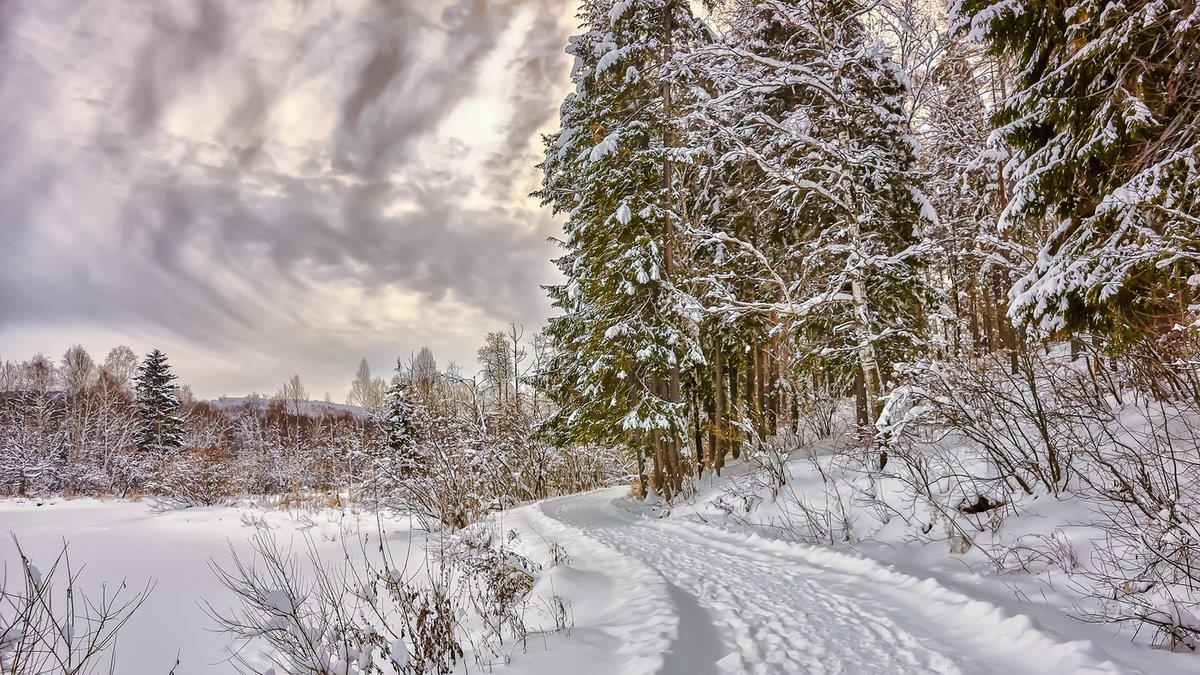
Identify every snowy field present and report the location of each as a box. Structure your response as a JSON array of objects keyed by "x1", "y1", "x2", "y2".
[
  {"x1": 5, "y1": 481, "x2": 1199, "y2": 673},
  {"x1": 0, "y1": 497, "x2": 634, "y2": 674},
  {"x1": 0, "y1": 499, "x2": 432, "y2": 673}
]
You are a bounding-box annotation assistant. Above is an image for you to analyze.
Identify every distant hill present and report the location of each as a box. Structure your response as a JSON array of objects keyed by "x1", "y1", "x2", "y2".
[{"x1": 207, "y1": 396, "x2": 370, "y2": 419}]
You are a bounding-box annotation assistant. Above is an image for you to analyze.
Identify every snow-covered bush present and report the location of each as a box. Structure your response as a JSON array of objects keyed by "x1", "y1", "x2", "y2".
[
  {"x1": 0, "y1": 392, "x2": 69, "y2": 497},
  {"x1": 880, "y1": 341, "x2": 1200, "y2": 648},
  {"x1": 441, "y1": 525, "x2": 541, "y2": 646},
  {"x1": 881, "y1": 349, "x2": 1079, "y2": 499},
  {"x1": 208, "y1": 531, "x2": 463, "y2": 675},
  {"x1": 361, "y1": 385, "x2": 630, "y2": 531},
  {"x1": 1063, "y1": 359, "x2": 1200, "y2": 649},
  {"x1": 209, "y1": 524, "x2": 571, "y2": 674},
  {"x1": 153, "y1": 446, "x2": 236, "y2": 508},
  {"x1": 106, "y1": 445, "x2": 162, "y2": 497}
]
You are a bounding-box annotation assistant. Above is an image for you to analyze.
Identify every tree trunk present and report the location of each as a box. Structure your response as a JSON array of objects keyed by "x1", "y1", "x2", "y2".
[
  {"x1": 968, "y1": 282, "x2": 981, "y2": 352},
  {"x1": 713, "y1": 340, "x2": 727, "y2": 471},
  {"x1": 744, "y1": 344, "x2": 756, "y2": 442},
  {"x1": 651, "y1": 431, "x2": 665, "y2": 497},
  {"x1": 660, "y1": 5, "x2": 685, "y2": 496},
  {"x1": 692, "y1": 391, "x2": 703, "y2": 479},
  {"x1": 728, "y1": 356, "x2": 741, "y2": 460},
  {"x1": 755, "y1": 340, "x2": 767, "y2": 438},
  {"x1": 845, "y1": 209, "x2": 885, "y2": 429},
  {"x1": 854, "y1": 367, "x2": 868, "y2": 428},
  {"x1": 635, "y1": 443, "x2": 648, "y2": 499}
]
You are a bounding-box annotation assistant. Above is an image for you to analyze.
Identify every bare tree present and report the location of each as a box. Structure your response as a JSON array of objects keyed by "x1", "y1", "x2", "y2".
[
  {"x1": 476, "y1": 333, "x2": 513, "y2": 408},
  {"x1": 58, "y1": 346, "x2": 96, "y2": 397},
  {"x1": 0, "y1": 361, "x2": 18, "y2": 393},
  {"x1": 19, "y1": 355, "x2": 56, "y2": 394},
  {"x1": 99, "y1": 346, "x2": 138, "y2": 394},
  {"x1": 274, "y1": 374, "x2": 308, "y2": 416},
  {"x1": 347, "y1": 359, "x2": 386, "y2": 411}
]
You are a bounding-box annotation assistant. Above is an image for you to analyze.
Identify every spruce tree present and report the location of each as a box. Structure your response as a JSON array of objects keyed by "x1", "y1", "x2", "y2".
[
  {"x1": 381, "y1": 363, "x2": 421, "y2": 478},
  {"x1": 922, "y1": 42, "x2": 1015, "y2": 355},
  {"x1": 953, "y1": 0, "x2": 1200, "y2": 341},
  {"x1": 536, "y1": 0, "x2": 708, "y2": 497},
  {"x1": 683, "y1": 0, "x2": 935, "y2": 424},
  {"x1": 133, "y1": 349, "x2": 184, "y2": 451}
]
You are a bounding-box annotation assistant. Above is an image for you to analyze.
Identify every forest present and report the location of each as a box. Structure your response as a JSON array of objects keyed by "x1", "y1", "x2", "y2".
[
  {"x1": 532, "y1": 0, "x2": 1200, "y2": 651},
  {"x1": 0, "y1": 335, "x2": 627, "y2": 527}
]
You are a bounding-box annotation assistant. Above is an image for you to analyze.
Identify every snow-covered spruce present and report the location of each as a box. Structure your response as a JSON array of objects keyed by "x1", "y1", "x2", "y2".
[
  {"x1": 953, "y1": 0, "x2": 1200, "y2": 339},
  {"x1": 133, "y1": 349, "x2": 184, "y2": 452},
  {"x1": 537, "y1": 0, "x2": 709, "y2": 499}
]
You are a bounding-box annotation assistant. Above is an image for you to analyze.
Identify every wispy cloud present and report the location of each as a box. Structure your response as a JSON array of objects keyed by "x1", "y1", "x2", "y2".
[{"x1": 0, "y1": 0, "x2": 574, "y2": 398}]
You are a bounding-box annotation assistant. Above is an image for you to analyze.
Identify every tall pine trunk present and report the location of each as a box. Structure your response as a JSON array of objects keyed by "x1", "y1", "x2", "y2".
[{"x1": 713, "y1": 338, "x2": 727, "y2": 471}]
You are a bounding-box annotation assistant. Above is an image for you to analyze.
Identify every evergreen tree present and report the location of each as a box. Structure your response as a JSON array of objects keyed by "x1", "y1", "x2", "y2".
[
  {"x1": 921, "y1": 41, "x2": 1016, "y2": 355},
  {"x1": 381, "y1": 362, "x2": 421, "y2": 477},
  {"x1": 953, "y1": 0, "x2": 1200, "y2": 341},
  {"x1": 536, "y1": 0, "x2": 708, "y2": 497},
  {"x1": 683, "y1": 0, "x2": 935, "y2": 424},
  {"x1": 133, "y1": 349, "x2": 184, "y2": 451}
]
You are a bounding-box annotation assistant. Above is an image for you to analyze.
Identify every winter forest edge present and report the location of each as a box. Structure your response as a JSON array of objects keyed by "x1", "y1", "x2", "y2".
[{"x1": 3, "y1": 0, "x2": 1200, "y2": 672}]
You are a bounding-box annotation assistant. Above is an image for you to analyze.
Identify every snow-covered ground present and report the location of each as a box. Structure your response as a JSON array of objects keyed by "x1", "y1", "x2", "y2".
[
  {"x1": 504, "y1": 486, "x2": 1197, "y2": 674},
  {"x1": 0, "y1": 498, "x2": 427, "y2": 673},
  {"x1": 4, "y1": 476, "x2": 1198, "y2": 673}
]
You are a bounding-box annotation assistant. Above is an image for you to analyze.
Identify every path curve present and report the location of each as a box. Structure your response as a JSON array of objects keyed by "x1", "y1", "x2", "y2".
[{"x1": 533, "y1": 487, "x2": 1122, "y2": 675}]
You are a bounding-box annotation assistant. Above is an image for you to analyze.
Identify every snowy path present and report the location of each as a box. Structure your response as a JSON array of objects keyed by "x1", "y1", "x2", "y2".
[{"x1": 519, "y1": 487, "x2": 1128, "y2": 675}]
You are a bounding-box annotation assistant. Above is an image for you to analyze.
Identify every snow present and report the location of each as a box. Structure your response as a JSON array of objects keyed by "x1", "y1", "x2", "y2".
[
  {"x1": 5, "y1": 469, "x2": 1199, "y2": 672},
  {"x1": 588, "y1": 131, "x2": 620, "y2": 163},
  {"x1": 503, "y1": 489, "x2": 1109, "y2": 673},
  {"x1": 510, "y1": 452, "x2": 1199, "y2": 673},
  {"x1": 389, "y1": 638, "x2": 409, "y2": 667},
  {"x1": 0, "y1": 498, "x2": 426, "y2": 674},
  {"x1": 615, "y1": 202, "x2": 632, "y2": 225},
  {"x1": 609, "y1": 1, "x2": 631, "y2": 27}
]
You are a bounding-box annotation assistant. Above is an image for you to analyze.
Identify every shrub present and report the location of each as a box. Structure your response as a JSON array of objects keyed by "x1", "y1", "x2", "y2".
[
  {"x1": 154, "y1": 446, "x2": 236, "y2": 508},
  {"x1": 1, "y1": 536, "x2": 151, "y2": 674}
]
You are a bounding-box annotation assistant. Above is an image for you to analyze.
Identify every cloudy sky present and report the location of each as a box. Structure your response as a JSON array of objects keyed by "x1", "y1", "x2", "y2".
[{"x1": 0, "y1": 0, "x2": 576, "y2": 399}]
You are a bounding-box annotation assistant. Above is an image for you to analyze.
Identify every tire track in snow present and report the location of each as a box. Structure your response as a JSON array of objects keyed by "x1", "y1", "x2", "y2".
[
  {"x1": 512, "y1": 496, "x2": 701, "y2": 674},
  {"x1": 538, "y1": 488, "x2": 1124, "y2": 675},
  {"x1": 656, "y1": 517, "x2": 1124, "y2": 674}
]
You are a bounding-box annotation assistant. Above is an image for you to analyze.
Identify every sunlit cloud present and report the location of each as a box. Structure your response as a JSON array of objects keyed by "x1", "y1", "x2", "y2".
[{"x1": 0, "y1": 0, "x2": 575, "y2": 398}]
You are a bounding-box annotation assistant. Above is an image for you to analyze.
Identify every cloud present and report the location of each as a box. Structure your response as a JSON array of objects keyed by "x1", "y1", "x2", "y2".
[{"x1": 0, "y1": 0, "x2": 575, "y2": 398}]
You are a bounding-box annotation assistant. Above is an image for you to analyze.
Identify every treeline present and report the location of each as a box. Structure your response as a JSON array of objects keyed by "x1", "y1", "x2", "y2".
[
  {"x1": 0, "y1": 345, "x2": 381, "y2": 498},
  {"x1": 0, "y1": 332, "x2": 627, "y2": 523},
  {"x1": 535, "y1": 0, "x2": 1199, "y2": 499}
]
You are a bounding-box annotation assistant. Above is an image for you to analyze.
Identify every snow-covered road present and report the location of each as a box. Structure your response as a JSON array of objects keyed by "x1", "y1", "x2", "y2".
[{"x1": 512, "y1": 487, "x2": 1129, "y2": 675}]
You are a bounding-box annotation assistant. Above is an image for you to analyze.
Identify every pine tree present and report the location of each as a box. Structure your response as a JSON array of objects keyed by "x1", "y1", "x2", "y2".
[
  {"x1": 133, "y1": 349, "x2": 184, "y2": 451},
  {"x1": 380, "y1": 363, "x2": 422, "y2": 478},
  {"x1": 953, "y1": 0, "x2": 1200, "y2": 341},
  {"x1": 683, "y1": 0, "x2": 935, "y2": 425},
  {"x1": 536, "y1": 0, "x2": 708, "y2": 497},
  {"x1": 922, "y1": 40, "x2": 1017, "y2": 355}
]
